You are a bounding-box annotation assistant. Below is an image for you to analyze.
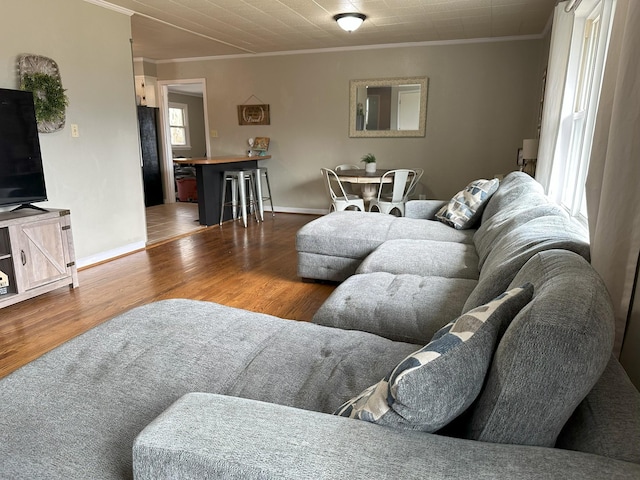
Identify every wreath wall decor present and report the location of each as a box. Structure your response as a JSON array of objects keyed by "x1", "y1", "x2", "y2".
[{"x1": 18, "y1": 54, "x2": 69, "y2": 133}]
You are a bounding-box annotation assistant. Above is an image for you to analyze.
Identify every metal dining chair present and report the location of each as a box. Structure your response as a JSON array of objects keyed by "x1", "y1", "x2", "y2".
[
  {"x1": 320, "y1": 167, "x2": 366, "y2": 212},
  {"x1": 335, "y1": 164, "x2": 360, "y2": 171},
  {"x1": 335, "y1": 164, "x2": 361, "y2": 195},
  {"x1": 405, "y1": 167, "x2": 424, "y2": 198},
  {"x1": 368, "y1": 169, "x2": 418, "y2": 216}
]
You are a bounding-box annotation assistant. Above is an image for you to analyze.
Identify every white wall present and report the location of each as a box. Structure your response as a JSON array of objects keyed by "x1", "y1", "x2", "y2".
[
  {"x1": 157, "y1": 39, "x2": 545, "y2": 211},
  {"x1": 0, "y1": 0, "x2": 146, "y2": 265}
]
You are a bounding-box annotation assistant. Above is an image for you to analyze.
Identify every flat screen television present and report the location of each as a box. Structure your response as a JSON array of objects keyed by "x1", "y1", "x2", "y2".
[{"x1": 0, "y1": 87, "x2": 48, "y2": 209}]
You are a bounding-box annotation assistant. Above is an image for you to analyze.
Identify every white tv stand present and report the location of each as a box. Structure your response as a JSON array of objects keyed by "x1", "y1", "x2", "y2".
[{"x1": 0, "y1": 208, "x2": 78, "y2": 309}]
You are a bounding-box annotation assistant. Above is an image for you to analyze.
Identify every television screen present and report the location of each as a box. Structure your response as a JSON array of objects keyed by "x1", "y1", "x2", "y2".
[{"x1": 0, "y1": 88, "x2": 48, "y2": 208}]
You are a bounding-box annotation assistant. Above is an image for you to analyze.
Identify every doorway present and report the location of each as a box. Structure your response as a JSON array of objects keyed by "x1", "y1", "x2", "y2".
[
  {"x1": 142, "y1": 79, "x2": 210, "y2": 245},
  {"x1": 157, "y1": 79, "x2": 211, "y2": 204}
]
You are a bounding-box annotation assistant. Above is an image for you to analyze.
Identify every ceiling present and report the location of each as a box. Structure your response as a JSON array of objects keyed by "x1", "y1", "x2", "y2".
[{"x1": 89, "y1": 0, "x2": 557, "y2": 61}]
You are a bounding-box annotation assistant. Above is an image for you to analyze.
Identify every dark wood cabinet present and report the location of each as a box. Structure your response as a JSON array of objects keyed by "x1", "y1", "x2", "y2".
[{"x1": 137, "y1": 106, "x2": 164, "y2": 207}]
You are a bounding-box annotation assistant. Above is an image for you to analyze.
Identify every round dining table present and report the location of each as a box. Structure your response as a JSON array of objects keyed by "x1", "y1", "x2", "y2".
[{"x1": 334, "y1": 169, "x2": 393, "y2": 202}]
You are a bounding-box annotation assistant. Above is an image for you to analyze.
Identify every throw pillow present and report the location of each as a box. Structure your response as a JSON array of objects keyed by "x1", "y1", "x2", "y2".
[
  {"x1": 435, "y1": 178, "x2": 500, "y2": 229},
  {"x1": 334, "y1": 283, "x2": 534, "y2": 432}
]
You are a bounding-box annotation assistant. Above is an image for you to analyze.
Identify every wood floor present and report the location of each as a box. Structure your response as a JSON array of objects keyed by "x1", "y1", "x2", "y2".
[
  {"x1": 145, "y1": 201, "x2": 204, "y2": 246},
  {"x1": 0, "y1": 213, "x2": 335, "y2": 379}
]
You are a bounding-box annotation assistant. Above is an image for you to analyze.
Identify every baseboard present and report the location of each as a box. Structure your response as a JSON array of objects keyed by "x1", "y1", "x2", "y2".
[
  {"x1": 269, "y1": 206, "x2": 327, "y2": 215},
  {"x1": 77, "y1": 241, "x2": 146, "y2": 268},
  {"x1": 78, "y1": 208, "x2": 323, "y2": 268}
]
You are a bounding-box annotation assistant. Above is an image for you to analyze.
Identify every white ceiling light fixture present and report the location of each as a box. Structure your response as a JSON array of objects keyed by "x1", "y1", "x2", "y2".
[{"x1": 333, "y1": 13, "x2": 367, "y2": 32}]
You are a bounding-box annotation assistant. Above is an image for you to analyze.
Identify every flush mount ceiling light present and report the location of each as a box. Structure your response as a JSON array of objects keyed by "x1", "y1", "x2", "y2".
[{"x1": 333, "y1": 13, "x2": 367, "y2": 32}]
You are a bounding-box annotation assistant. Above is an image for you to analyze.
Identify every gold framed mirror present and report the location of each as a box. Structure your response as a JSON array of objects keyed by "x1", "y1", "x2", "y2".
[{"x1": 349, "y1": 76, "x2": 428, "y2": 138}]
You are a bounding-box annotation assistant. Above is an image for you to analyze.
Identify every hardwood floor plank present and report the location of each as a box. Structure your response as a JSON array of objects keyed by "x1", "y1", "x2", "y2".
[
  {"x1": 145, "y1": 202, "x2": 203, "y2": 245},
  {"x1": 0, "y1": 213, "x2": 335, "y2": 379}
]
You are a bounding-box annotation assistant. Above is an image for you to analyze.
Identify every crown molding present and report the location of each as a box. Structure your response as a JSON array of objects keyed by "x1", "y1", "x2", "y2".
[
  {"x1": 155, "y1": 34, "x2": 546, "y2": 64},
  {"x1": 85, "y1": 0, "x2": 255, "y2": 55},
  {"x1": 81, "y1": 0, "x2": 134, "y2": 16}
]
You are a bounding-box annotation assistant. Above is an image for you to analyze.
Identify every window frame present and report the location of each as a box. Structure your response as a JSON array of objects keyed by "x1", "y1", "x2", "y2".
[
  {"x1": 168, "y1": 102, "x2": 191, "y2": 150},
  {"x1": 547, "y1": 0, "x2": 615, "y2": 223}
]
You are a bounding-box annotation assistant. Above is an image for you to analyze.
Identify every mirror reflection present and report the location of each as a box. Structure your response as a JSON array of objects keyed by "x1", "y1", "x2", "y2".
[{"x1": 349, "y1": 77, "x2": 428, "y2": 138}]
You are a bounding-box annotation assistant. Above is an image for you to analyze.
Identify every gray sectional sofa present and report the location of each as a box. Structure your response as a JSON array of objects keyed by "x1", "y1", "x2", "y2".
[
  {"x1": 0, "y1": 172, "x2": 639, "y2": 479},
  {"x1": 303, "y1": 172, "x2": 591, "y2": 345}
]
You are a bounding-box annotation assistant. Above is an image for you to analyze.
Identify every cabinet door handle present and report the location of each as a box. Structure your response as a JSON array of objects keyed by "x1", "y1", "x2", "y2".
[{"x1": 21, "y1": 250, "x2": 26, "y2": 266}]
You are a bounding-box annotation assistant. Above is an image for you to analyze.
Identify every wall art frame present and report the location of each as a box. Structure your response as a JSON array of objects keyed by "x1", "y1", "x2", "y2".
[{"x1": 237, "y1": 104, "x2": 270, "y2": 126}]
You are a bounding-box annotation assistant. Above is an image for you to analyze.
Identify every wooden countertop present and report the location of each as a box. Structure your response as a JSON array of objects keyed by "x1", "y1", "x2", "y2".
[{"x1": 173, "y1": 155, "x2": 271, "y2": 165}]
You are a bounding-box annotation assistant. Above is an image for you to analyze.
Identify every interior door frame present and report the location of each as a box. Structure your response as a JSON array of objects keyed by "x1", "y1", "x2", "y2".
[{"x1": 157, "y1": 78, "x2": 211, "y2": 203}]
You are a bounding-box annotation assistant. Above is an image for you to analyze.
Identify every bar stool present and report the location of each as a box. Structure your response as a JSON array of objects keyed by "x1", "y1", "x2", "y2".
[
  {"x1": 219, "y1": 170, "x2": 260, "y2": 227},
  {"x1": 250, "y1": 167, "x2": 274, "y2": 221}
]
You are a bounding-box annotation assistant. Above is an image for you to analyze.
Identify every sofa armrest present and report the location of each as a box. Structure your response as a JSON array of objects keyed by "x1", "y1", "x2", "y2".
[
  {"x1": 405, "y1": 200, "x2": 446, "y2": 219},
  {"x1": 133, "y1": 393, "x2": 640, "y2": 480}
]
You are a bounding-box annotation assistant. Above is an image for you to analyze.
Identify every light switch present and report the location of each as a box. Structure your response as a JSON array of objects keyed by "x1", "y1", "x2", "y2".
[{"x1": 210, "y1": 130, "x2": 218, "y2": 138}]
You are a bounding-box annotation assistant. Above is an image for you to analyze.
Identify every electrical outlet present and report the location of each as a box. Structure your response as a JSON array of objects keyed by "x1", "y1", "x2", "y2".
[
  {"x1": 71, "y1": 124, "x2": 79, "y2": 137},
  {"x1": 210, "y1": 130, "x2": 218, "y2": 138}
]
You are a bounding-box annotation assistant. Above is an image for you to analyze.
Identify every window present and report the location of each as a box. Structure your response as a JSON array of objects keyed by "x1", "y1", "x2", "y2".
[
  {"x1": 169, "y1": 102, "x2": 191, "y2": 149},
  {"x1": 548, "y1": 0, "x2": 615, "y2": 221}
]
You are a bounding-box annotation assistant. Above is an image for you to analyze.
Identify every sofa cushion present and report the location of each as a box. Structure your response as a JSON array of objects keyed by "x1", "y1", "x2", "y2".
[
  {"x1": 461, "y1": 250, "x2": 615, "y2": 447},
  {"x1": 386, "y1": 217, "x2": 475, "y2": 244},
  {"x1": 296, "y1": 211, "x2": 396, "y2": 259},
  {"x1": 356, "y1": 239, "x2": 479, "y2": 279},
  {"x1": 404, "y1": 199, "x2": 447, "y2": 219},
  {"x1": 435, "y1": 178, "x2": 499, "y2": 229},
  {"x1": 463, "y1": 215, "x2": 590, "y2": 312},
  {"x1": 313, "y1": 272, "x2": 478, "y2": 344},
  {"x1": 480, "y1": 171, "x2": 548, "y2": 224},
  {"x1": 474, "y1": 203, "x2": 568, "y2": 268},
  {"x1": 297, "y1": 251, "x2": 362, "y2": 282},
  {"x1": 334, "y1": 284, "x2": 534, "y2": 432}
]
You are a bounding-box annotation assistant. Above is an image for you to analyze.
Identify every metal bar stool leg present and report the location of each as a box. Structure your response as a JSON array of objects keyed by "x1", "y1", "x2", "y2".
[
  {"x1": 219, "y1": 172, "x2": 228, "y2": 226},
  {"x1": 248, "y1": 173, "x2": 261, "y2": 223},
  {"x1": 221, "y1": 170, "x2": 253, "y2": 228},
  {"x1": 238, "y1": 171, "x2": 248, "y2": 228},
  {"x1": 231, "y1": 177, "x2": 239, "y2": 220},
  {"x1": 262, "y1": 167, "x2": 275, "y2": 217},
  {"x1": 239, "y1": 168, "x2": 262, "y2": 223},
  {"x1": 253, "y1": 169, "x2": 265, "y2": 222}
]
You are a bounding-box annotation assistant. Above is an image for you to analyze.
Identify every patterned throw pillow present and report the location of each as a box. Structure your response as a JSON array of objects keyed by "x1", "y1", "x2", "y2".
[
  {"x1": 334, "y1": 284, "x2": 533, "y2": 432},
  {"x1": 435, "y1": 178, "x2": 500, "y2": 229}
]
